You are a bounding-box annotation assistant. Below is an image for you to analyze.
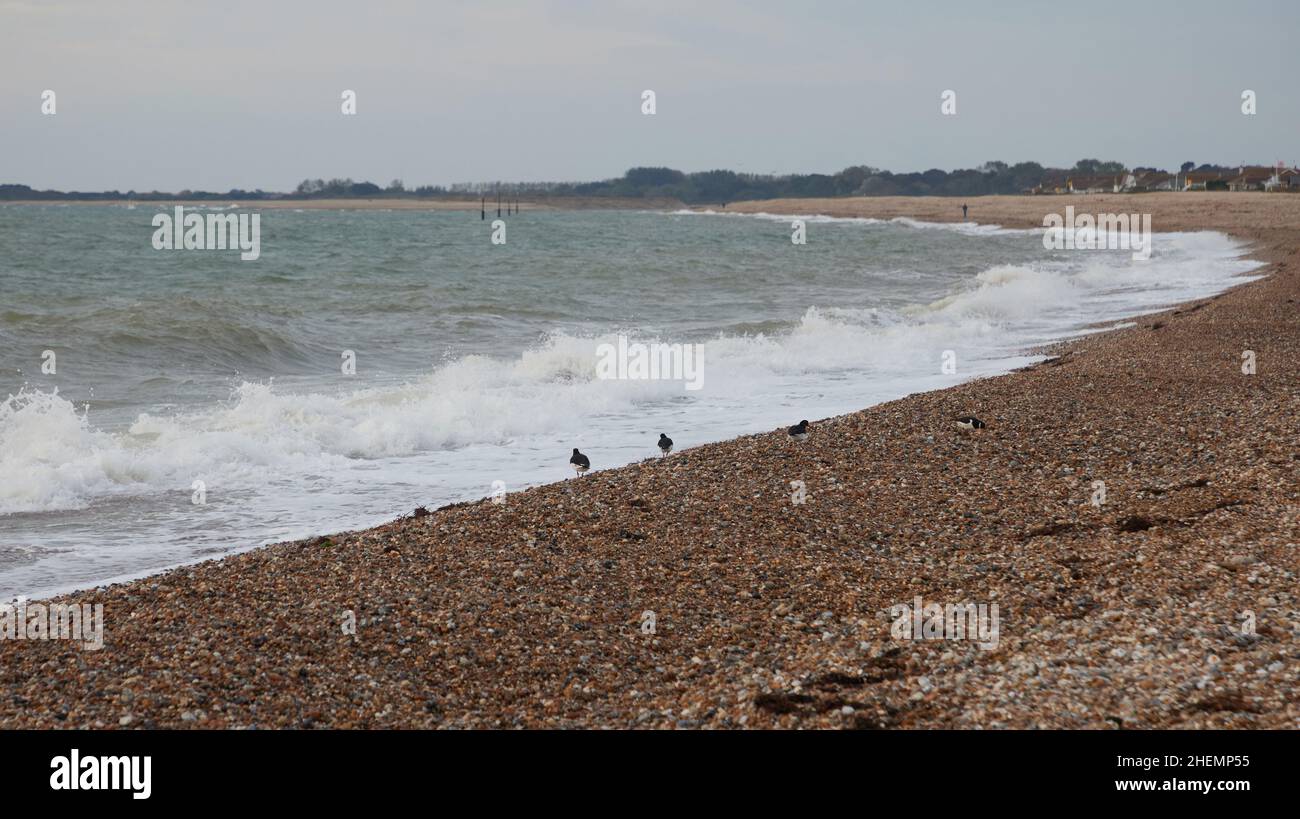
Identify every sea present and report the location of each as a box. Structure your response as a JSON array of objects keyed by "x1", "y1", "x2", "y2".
[{"x1": 0, "y1": 204, "x2": 1265, "y2": 599}]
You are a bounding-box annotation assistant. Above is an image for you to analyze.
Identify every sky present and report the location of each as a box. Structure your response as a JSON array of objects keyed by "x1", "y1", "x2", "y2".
[{"x1": 2, "y1": 0, "x2": 1297, "y2": 191}]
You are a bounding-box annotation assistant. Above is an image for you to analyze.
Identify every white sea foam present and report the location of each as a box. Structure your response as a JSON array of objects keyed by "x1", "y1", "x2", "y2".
[
  {"x1": 0, "y1": 228, "x2": 1262, "y2": 521},
  {"x1": 675, "y1": 208, "x2": 1035, "y2": 235},
  {"x1": 0, "y1": 216, "x2": 1266, "y2": 599},
  {"x1": 676, "y1": 208, "x2": 884, "y2": 225}
]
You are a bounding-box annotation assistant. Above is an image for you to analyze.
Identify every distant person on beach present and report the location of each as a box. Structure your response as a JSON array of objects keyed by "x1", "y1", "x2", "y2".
[{"x1": 962, "y1": 203, "x2": 968, "y2": 220}]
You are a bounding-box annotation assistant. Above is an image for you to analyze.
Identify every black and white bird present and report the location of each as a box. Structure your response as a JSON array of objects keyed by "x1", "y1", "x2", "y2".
[
  {"x1": 657, "y1": 433, "x2": 673, "y2": 457},
  {"x1": 788, "y1": 420, "x2": 809, "y2": 441},
  {"x1": 955, "y1": 416, "x2": 986, "y2": 432},
  {"x1": 569, "y1": 448, "x2": 590, "y2": 476}
]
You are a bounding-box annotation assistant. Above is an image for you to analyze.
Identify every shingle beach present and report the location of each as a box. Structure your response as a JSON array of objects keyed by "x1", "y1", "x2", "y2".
[{"x1": 2, "y1": 192, "x2": 1296, "y2": 729}]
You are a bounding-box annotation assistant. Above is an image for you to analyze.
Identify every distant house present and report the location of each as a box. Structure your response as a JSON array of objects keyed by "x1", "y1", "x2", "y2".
[
  {"x1": 1032, "y1": 166, "x2": 1295, "y2": 195},
  {"x1": 1269, "y1": 167, "x2": 1298, "y2": 191},
  {"x1": 1227, "y1": 166, "x2": 1281, "y2": 191},
  {"x1": 1067, "y1": 174, "x2": 1120, "y2": 194},
  {"x1": 1132, "y1": 171, "x2": 1174, "y2": 191},
  {"x1": 1108, "y1": 170, "x2": 1176, "y2": 192},
  {"x1": 1182, "y1": 172, "x2": 1226, "y2": 191},
  {"x1": 1027, "y1": 172, "x2": 1070, "y2": 194}
]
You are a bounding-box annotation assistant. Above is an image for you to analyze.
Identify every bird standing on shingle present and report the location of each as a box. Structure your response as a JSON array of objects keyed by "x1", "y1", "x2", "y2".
[
  {"x1": 658, "y1": 434, "x2": 673, "y2": 457},
  {"x1": 569, "y1": 448, "x2": 590, "y2": 476}
]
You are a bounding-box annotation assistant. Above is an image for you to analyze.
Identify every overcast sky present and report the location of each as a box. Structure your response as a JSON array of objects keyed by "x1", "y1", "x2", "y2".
[{"x1": 2, "y1": 0, "x2": 1297, "y2": 191}]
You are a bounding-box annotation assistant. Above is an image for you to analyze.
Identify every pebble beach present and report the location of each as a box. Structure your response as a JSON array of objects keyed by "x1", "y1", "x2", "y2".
[{"x1": 1, "y1": 192, "x2": 1296, "y2": 729}]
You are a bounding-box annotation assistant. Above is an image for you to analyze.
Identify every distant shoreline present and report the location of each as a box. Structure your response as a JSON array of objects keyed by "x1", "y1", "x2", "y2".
[
  {"x1": 6, "y1": 190, "x2": 1293, "y2": 218},
  {"x1": 0, "y1": 196, "x2": 684, "y2": 211}
]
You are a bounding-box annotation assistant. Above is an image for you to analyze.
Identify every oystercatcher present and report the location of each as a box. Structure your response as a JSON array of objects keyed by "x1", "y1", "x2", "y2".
[
  {"x1": 955, "y1": 416, "x2": 986, "y2": 432},
  {"x1": 788, "y1": 420, "x2": 809, "y2": 441},
  {"x1": 569, "y1": 448, "x2": 590, "y2": 476},
  {"x1": 658, "y1": 433, "x2": 673, "y2": 456}
]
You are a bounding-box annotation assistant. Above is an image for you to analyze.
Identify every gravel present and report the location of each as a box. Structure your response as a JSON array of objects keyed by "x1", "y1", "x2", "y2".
[{"x1": 1, "y1": 193, "x2": 1297, "y2": 729}]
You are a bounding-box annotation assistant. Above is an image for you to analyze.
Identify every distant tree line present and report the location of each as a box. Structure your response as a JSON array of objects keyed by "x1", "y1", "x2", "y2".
[
  {"x1": 0, "y1": 184, "x2": 272, "y2": 201},
  {"x1": 0, "y1": 160, "x2": 1250, "y2": 203}
]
